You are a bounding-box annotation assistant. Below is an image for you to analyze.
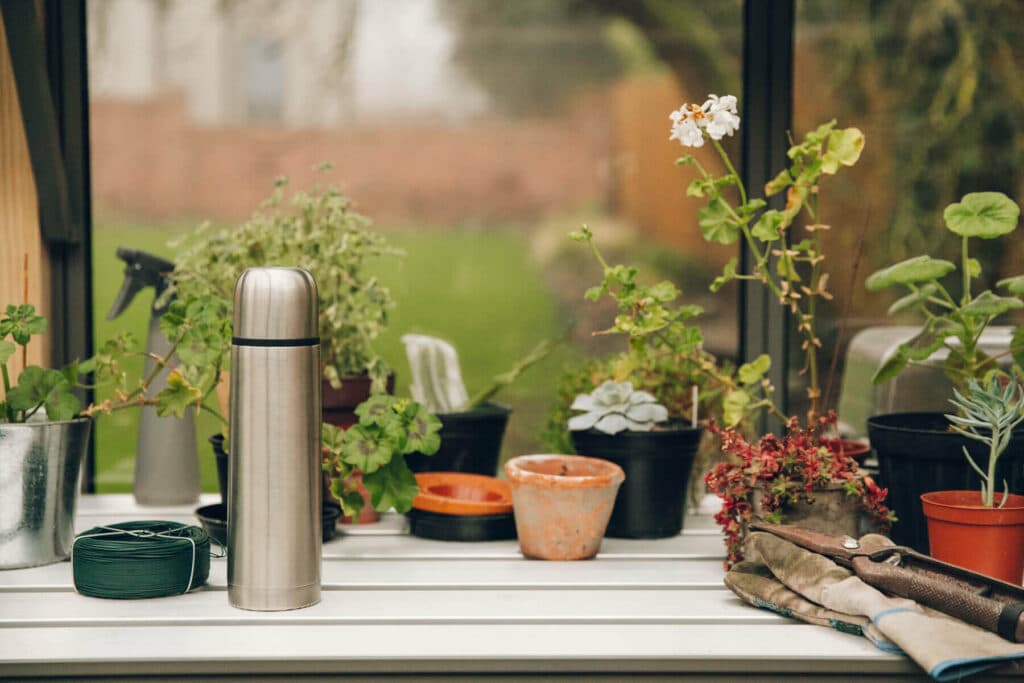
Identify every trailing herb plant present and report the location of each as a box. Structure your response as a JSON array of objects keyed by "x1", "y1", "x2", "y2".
[
  {"x1": 671, "y1": 94, "x2": 865, "y2": 422},
  {"x1": 171, "y1": 167, "x2": 401, "y2": 393},
  {"x1": 322, "y1": 395, "x2": 442, "y2": 518},
  {"x1": 0, "y1": 297, "x2": 231, "y2": 424},
  {"x1": 705, "y1": 412, "x2": 894, "y2": 567},
  {"x1": 945, "y1": 377, "x2": 1024, "y2": 509},
  {"x1": 563, "y1": 226, "x2": 780, "y2": 429},
  {"x1": 865, "y1": 191, "x2": 1023, "y2": 391}
]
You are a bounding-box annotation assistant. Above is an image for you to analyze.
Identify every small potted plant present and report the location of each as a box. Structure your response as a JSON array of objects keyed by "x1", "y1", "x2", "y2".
[
  {"x1": 0, "y1": 296, "x2": 230, "y2": 569},
  {"x1": 321, "y1": 395, "x2": 442, "y2": 523},
  {"x1": 669, "y1": 93, "x2": 891, "y2": 557},
  {"x1": 920, "y1": 377, "x2": 1024, "y2": 583},
  {"x1": 504, "y1": 453, "x2": 625, "y2": 561},
  {"x1": 171, "y1": 167, "x2": 402, "y2": 427},
  {"x1": 705, "y1": 412, "x2": 894, "y2": 568},
  {"x1": 864, "y1": 191, "x2": 1024, "y2": 551},
  {"x1": 555, "y1": 228, "x2": 778, "y2": 539},
  {"x1": 401, "y1": 334, "x2": 554, "y2": 476}
]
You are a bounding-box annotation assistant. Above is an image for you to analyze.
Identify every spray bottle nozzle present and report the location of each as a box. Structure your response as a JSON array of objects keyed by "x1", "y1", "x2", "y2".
[{"x1": 107, "y1": 248, "x2": 177, "y2": 320}]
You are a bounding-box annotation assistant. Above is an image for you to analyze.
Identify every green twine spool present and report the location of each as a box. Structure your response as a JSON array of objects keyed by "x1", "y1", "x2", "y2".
[{"x1": 72, "y1": 521, "x2": 211, "y2": 599}]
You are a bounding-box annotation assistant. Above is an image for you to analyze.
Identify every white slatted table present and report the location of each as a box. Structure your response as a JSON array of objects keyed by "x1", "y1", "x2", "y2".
[{"x1": 0, "y1": 495, "x2": 938, "y2": 680}]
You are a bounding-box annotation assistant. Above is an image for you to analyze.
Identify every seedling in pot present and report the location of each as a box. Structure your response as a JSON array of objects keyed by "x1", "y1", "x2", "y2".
[
  {"x1": 866, "y1": 191, "x2": 1023, "y2": 391},
  {"x1": 945, "y1": 376, "x2": 1024, "y2": 508}
]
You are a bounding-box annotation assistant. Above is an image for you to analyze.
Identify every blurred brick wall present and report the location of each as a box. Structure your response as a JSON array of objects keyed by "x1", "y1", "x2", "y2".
[{"x1": 90, "y1": 93, "x2": 613, "y2": 226}]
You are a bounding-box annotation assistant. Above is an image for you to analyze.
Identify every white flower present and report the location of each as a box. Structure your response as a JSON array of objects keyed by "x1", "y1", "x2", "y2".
[
  {"x1": 669, "y1": 111, "x2": 705, "y2": 148},
  {"x1": 702, "y1": 94, "x2": 741, "y2": 140}
]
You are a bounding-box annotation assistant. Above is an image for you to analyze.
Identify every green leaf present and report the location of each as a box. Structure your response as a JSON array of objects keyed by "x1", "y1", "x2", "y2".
[
  {"x1": 6, "y1": 366, "x2": 75, "y2": 417},
  {"x1": 0, "y1": 340, "x2": 15, "y2": 365},
  {"x1": 872, "y1": 351, "x2": 908, "y2": 385},
  {"x1": 960, "y1": 291, "x2": 1024, "y2": 317},
  {"x1": 764, "y1": 169, "x2": 792, "y2": 196},
  {"x1": 776, "y1": 255, "x2": 801, "y2": 281},
  {"x1": 583, "y1": 285, "x2": 604, "y2": 302},
  {"x1": 698, "y1": 197, "x2": 739, "y2": 245},
  {"x1": 872, "y1": 323, "x2": 955, "y2": 384},
  {"x1": 737, "y1": 354, "x2": 771, "y2": 386},
  {"x1": 1012, "y1": 327, "x2": 1024, "y2": 371},
  {"x1": 686, "y1": 179, "x2": 707, "y2": 198},
  {"x1": 362, "y1": 457, "x2": 420, "y2": 514},
  {"x1": 943, "y1": 192, "x2": 1020, "y2": 238},
  {"x1": 998, "y1": 275, "x2": 1024, "y2": 296},
  {"x1": 45, "y1": 390, "x2": 81, "y2": 422},
  {"x1": 355, "y1": 395, "x2": 397, "y2": 427},
  {"x1": 340, "y1": 424, "x2": 395, "y2": 474},
  {"x1": 402, "y1": 404, "x2": 442, "y2": 455},
  {"x1": 751, "y1": 210, "x2": 784, "y2": 241},
  {"x1": 154, "y1": 370, "x2": 202, "y2": 418},
  {"x1": 865, "y1": 256, "x2": 956, "y2": 290},
  {"x1": 710, "y1": 257, "x2": 738, "y2": 293},
  {"x1": 887, "y1": 283, "x2": 939, "y2": 315},
  {"x1": 722, "y1": 389, "x2": 751, "y2": 428},
  {"x1": 821, "y1": 127, "x2": 865, "y2": 174},
  {"x1": 966, "y1": 258, "x2": 982, "y2": 278}
]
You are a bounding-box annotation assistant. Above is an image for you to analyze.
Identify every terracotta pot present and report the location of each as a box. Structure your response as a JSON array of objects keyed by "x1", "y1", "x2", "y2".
[
  {"x1": 504, "y1": 454, "x2": 625, "y2": 561},
  {"x1": 921, "y1": 490, "x2": 1024, "y2": 584},
  {"x1": 337, "y1": 470, "x2": 380, "y2": 525},
  {"x1": 321, "y1": 373, "x2": 395, "y2": 428}
]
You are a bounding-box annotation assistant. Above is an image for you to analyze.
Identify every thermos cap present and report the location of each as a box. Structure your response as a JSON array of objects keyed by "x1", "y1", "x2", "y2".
[{"x1": 233, "y1": 267, "x2": 319, "y2": 342}]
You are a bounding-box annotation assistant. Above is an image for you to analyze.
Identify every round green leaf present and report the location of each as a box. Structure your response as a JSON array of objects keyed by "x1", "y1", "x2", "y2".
[
  {"x1": 998, "y1": 275, "x2": 1024, "y2": 296},
  {"x1": 698, "y1": 197, "x2": 740, "y2": 245},
  {"x1": 943, "y1": 192, "x2": 1020, "y2": 239},
  {"x1": 865, "y1": 256, "x2": 956, "y2": 291}
]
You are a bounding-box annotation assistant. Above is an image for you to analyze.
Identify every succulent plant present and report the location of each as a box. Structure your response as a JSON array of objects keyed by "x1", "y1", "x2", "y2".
[
  {"x1": 945, "y1": 376, "x2": 1024, "y2": 508},
  {"x1": 568, "y1": 380, "x2": 669, "y2": 434}
]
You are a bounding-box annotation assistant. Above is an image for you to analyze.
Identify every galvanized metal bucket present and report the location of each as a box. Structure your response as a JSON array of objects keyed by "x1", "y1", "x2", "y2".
[{"x1": 0, "y1": 418, "x2": 91, "y2": 569}]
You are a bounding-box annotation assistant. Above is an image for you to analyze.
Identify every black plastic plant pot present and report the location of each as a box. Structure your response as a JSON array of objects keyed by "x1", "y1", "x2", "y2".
[
  {"x1": 196, "y1": 502, "x2": 342, "y2": 545},
  {"x1": 867, "y1": 412, "x2": 1024, "y2": 553},
  {"x1": 406, "y1": 403, "x2": 511, "y2": 476},
  {"x1": 406, "y1": 508, "x2": 517, "y2": 542},
  {"x1": 570, "y1": 421, "x2": 703, "y2": 539},
  {"x1": 208, "y1": 434, "x2": 229, "y2": 505}
]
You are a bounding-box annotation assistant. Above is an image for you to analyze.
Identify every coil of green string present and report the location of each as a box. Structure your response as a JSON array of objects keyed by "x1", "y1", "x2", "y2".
[{"x1": 72, "y1": 521, "x2": 211, "y2": 599}]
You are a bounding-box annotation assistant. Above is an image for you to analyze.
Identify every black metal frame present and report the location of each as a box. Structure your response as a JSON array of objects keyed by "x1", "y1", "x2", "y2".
[
  {"x1": 2, "y1": 1, "x2": 95, "y2": 490},
  {"x1": 740, "y1": 0, "x2": 795, "y2": 430}
]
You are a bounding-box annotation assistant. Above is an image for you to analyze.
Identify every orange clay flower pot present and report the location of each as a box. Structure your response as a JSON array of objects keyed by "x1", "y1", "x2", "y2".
[
  {"x1": 921, "y1": 490, "x2": 1024, "y2": 584},
  {"x1": 412, "y1": 472, "x2": 513, "y2": 516},
  {"x1": 504, "y1": 454, "x2": 625, "y2": 561}
]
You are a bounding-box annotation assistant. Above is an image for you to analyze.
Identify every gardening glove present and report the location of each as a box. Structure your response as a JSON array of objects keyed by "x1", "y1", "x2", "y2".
[{"x1": 727, "y1": 531, "x2": 1024, "y2": 681}]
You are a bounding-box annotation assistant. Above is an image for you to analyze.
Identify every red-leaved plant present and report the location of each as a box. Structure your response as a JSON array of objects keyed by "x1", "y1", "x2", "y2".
[{"x1": 704, "y1": 412, "x2": 894, "y2": 567}]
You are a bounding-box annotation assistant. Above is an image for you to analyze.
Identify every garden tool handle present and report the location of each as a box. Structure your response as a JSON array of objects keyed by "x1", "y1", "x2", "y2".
[{"x1": 852, "y1": 554, "x2": 1024, "y2": 642}]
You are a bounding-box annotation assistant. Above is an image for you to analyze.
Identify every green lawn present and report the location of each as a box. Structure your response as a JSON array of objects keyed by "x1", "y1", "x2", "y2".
[{"x1": 91, "y1": 221, "x2": 569, "y2": 492}]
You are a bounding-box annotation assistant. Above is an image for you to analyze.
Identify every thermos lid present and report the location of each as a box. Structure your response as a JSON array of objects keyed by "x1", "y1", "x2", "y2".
[{"x1": 233, "y1": 267, "x2": 319, "y2": 342}]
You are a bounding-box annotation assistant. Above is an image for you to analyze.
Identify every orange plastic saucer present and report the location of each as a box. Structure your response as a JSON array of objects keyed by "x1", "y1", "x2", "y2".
[{"x1": 413, "y1": 472, "x2": 513, "y2": 516}]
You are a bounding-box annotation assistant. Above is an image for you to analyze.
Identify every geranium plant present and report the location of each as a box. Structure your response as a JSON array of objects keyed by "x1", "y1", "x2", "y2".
[
  {"x1": 704, "y1": 412, "x2": 894, "y2": 567},
  {"x1": 672, "y1": 94, "x2": 865, "y2": 422},
  {"x1": 0, "y1": 296, "x2": 231, "y2": 424},
  {"x1": 865, "y1": 191, "x2": 1023, "y2": 390},
  {"x1": 322, "y1": 395, "x2": 441, "y2": 518}
]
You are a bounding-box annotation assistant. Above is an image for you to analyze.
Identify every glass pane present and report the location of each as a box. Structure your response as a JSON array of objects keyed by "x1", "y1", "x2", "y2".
[
  {"x1": 794, "y1": 1, "x2": 1024, "y2": 434},
  {"x1": 88, "y1": 0, "x2": 741, "y2": 493}
]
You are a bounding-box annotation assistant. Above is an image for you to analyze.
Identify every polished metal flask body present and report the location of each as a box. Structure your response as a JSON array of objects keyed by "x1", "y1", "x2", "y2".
[{"x1": 227, "y1": 267, "x2": 322, "y2": 611}]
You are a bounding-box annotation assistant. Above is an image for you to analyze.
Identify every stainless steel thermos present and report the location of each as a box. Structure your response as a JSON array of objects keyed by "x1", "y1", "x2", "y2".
[{"x1": 228, "y1": 267, "x2": 322, "y2": 611}]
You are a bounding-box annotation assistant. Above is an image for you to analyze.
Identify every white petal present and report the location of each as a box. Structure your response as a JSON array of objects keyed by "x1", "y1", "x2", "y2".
[
  {"x1": 627, "y1": 390, "x2": 658, "y2": 405},
  {"x1": 595, "y1": 413, "x2": 628, "y2": 435},
  {"x1": 568, "y1": 412, "x2": 600, "y2": 431},
  {"x1": 624, "y1": 418, "x2": 655, "y2": 432},
  {"x1": 570, "y1": 394, "x2": 597, "y2": 411}
]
